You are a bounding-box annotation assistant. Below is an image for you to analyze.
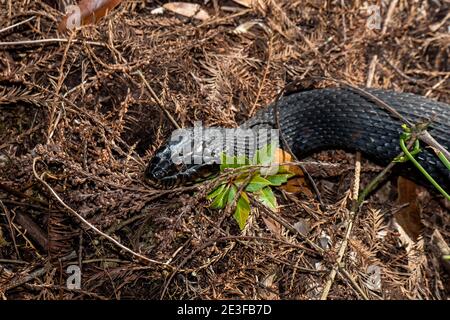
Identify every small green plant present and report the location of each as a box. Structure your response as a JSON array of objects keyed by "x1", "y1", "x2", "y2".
[
  {"x1": 206, "y1": 142, "x2": 295, "y2": 230},
  {"x1": 396, "y1": 124, "x2": 450, "y2": 200}
]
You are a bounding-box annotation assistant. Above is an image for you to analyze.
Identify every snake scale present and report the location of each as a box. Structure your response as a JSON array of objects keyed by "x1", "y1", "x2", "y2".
[{"x1": 145, "y1": 87, "x2": 450, "y2": 193}]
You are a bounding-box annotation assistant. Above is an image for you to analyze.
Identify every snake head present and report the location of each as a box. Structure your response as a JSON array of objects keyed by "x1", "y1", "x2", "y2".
[
  {"x1": 144, "y1": 130, "x2": 190, "y2": 187},
  {"x1": 144, "y1": 128, "x2": 221, "y2": 189},
  {"x1": 144, "y1": 144, "x2": 176, "y2": 185}
]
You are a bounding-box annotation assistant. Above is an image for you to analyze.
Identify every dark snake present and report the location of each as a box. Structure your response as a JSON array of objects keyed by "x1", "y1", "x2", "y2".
[{"x1": 145, "y1": 87, "x2": 450, "y2": 193}]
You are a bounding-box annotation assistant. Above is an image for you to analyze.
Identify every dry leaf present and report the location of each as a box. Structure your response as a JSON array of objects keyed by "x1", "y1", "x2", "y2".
[
  {"x1": 318, "y1": 231, "x2": 331, "y2": 250},
  {"x1": 262, "y1": 216, "x2": 282, "y2": 236},
  {"x1": 273, "y1": 148, "x2": 299, "y2": 174},
  {"x1": 151, "y1": 7, "x2": 165, "y2": 15},
  {"x1": 232, "y1": 0, "x2": 254, "y2": 8},
  {"x1": 257, "y1": 272, "x2": 279, "y2": 299},
  {"x1": 163, "y1": 2, "x2": 210, "y2": 21},
  {"x1": 233, "y1": 20, "x2": 270, "y2": 34},
  {"x1": 394, "y1": 177, "x2": 424, "y2": 241},
  {"x1": 273, "y1": 148, "x2": 313, "y2": 197},
  {"x1": 365, "y1": 265, "x2": 382, "y2": 292},
  {"x1": 293, "y1": 218, "x2": 310, "y2": 235},
  {"x1": 281, "y1": 178, "x2": 313, "y2": 197},
  {"x1": 431, "y1": 230, "x2": 450, "y2": 273},
  {"x1": 58, "y1": 0, "x2": 123, "y2": 32}
]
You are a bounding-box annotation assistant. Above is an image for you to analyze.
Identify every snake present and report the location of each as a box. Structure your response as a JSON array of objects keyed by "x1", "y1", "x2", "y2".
[{"x1": 144, "y1": 87, "x2": 450, "y2": 193}]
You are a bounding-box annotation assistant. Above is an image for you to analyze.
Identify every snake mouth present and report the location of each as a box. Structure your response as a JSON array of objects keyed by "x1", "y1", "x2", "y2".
[
  {"x1": 144, "y1": 157, "x2": 173, "y2": 185},
  {"x1": 145, "y1": 143, "x2": 222, "y2": 189},
  {"x1": 145, "y1": 162, "x2": 221, "y2": 189}
]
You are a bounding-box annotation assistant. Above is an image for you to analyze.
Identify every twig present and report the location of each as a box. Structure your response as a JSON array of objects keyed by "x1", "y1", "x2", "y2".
[
  {"x1": 366, "y1": 56, "x2": 378, "y2": 88},
  {"x1": 272, "y1": 85, "x2": 325, "y2": 208},
  {"x1": 254, "y1": 199, "x2": 324, "y2": 255},
  {"x1": 0, "y1": 16, "x2": 35, "y2": 34},
  {"x1": 0, "y1": 259, "x2": 27, "y2": 265},
  {"x1": 0, "y1": 251, "x2": 76, "y2": 292},
  {"x1": 0, "y1": 38, "x2": 106, "y2": 47},
  {"x1": 431, "y1": 229, "x2": 450, "y2": 272},
  {"x1": 381, "y1": 0, "x2": 399, "y2": 34},
  {"x1": 320, "y1": 152, "x2": 361, "y2": 300},
  {"x1": 340, "y1": 0, "x2": 348, "y2": 41},
  {"x1": 0, "y1": 200, "x2": 20, "y2": 258},
  {"x1": 0, "y1": 182, "x2": 49, "y2": 206},
  {"x1": 32, "y1": 157, "x2": 167, "y2": 266},
  {"x1": 338, "y1": 268, "x2": 369, "y2": 300},
  {"x1": 249, "y1": 36, "x2": 273, "y2": 116},
  {"x1": 135, "y1": 70, "x2": 181, "y2": 130},
  {"x1": 160, "y1": 235, "x2": 319, "y2": 299},
  {"x1": 323, "y1": 142, "x2": 421, "y2": 300},
  {"x1": 366, "y1": 0, "x2": 399, "y2": 87},
  {"x1": 419, "y1": 131, "x2": 450, "y2": 165},
  {"x1": 336, "y1": 79, "x2": 412, "y2": 126},
  {"x1": 352, "y1": 85, "x2": 449, "y2": 160},
  {"x1": 379, "y1": 54, "x2": 422, "y2": 84},
  {"x1": 358, "y1": 138, "x2": 418, "y2": 208},
  {"x1": 1, "y1": 264, "x2": 47, "y2": 293},
  {"x1": 13, "y1": 211, "x2": 48, "y2": 251},
  {"x1": 425, "y1": 74, "x2": 449, "y2": 97}
]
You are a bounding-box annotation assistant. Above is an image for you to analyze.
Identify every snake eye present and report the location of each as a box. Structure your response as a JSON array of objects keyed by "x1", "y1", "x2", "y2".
[
  {"x1": 145, "y1": 155, "x2": 166, "y2": 181},
  {"x1": 144, "y1": 143, "x2": 183, "y2": 186},
  {"x1": 152, "y1": 170, "x2": 165, "y2": 180}
]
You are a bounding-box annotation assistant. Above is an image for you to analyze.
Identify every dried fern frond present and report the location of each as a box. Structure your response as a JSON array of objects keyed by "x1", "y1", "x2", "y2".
[{"x1": 0, "y1": 87, "x2": 45, "y2": 106}]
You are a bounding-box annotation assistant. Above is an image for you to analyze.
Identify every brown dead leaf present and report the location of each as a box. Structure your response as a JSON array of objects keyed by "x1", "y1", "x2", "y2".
[
  {"x1": 262, "y1": 216, "x2": 282, "y2": 236},
  {"x1": 431, "y1": 229, "x2": 450, "y2": 273},
  {"x1": 273, "y1": 148, "x2": 299, "y2": 174},
  {"x1": 273, "y1": 148, "x2": 313, "y2": 197},
  {"x1": 233, "y1": 20, "x2": 270, "y2": 35},
  {"x1": 58, "y1": 0, "x2": 123, "y2": 32},
  {"x1": 394, "y1": 177, "x2": 424, "y2": 241},
  {"x1": 281, "y1": 178, "x2": 313, "y2": 197},
  {"x1": 163, "y1": 2, "x2": 210, "y2": 21},
  {"x1": 232, "y1": 0, "x2": 254, "y2": 8},
  {"x1": 257, "y1": 272, "x2": 279, "y2": 299}
]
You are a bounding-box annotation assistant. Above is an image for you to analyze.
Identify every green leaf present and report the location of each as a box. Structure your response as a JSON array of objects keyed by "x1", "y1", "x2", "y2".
[
  {"x1": 220, "y1": 153, "x2": 238, "y2": 170},
  {"x1": 220, "y1": 153, "x2": 250, "y2": 171},
  {"x1": 235, "y1": 154, "x2": 251, "y2": 166},
  {"x1": 206, "y1": 183, "x2": 226, "y2": 200},
  {"x1": 233, "y1": 192, "x2": 251, "y2": 230},
  {"x1": 210, "y1": 185, "x2": 230, "y2": 209},
  {"x1": 266, "y1": 173, "x2": 294, "y2": 186},
  {"x1": 277, "y1": 165, "x2": 293, "y2": 174},
  {"x1": 245, "y1": 175, "x2": 272, "y2": 192},
  {"x1": 253, "y1": 141, "x2": 278, "y2": 165},
  {"x1": 233, "y1": 176, "x2": 247, "y2": 187},
  {"x1": 256, "y1": 187, "x2": 277, "y2": 211},
  {"x1": 227, "y1": 184, "x2": 238, "y2": 205}
]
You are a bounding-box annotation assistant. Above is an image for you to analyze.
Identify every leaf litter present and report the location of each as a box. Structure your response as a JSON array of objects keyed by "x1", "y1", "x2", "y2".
[{"x1": 0, "y1": 0, "x2": 449, "y2": 299}]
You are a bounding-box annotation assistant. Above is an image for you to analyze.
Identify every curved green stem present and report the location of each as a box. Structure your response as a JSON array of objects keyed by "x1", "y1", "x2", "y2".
[
  {"x1": 400, "y1": 138, "x2": 450, "y2": 201},
  {"x1": 437, "y1": 151, "x2": 450, "y2": 172}
]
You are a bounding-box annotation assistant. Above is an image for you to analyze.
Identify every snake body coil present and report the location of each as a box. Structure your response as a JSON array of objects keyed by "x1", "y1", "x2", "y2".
[{"x1": 146, "y1": 88, "x2": 450, "y2": 192}]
